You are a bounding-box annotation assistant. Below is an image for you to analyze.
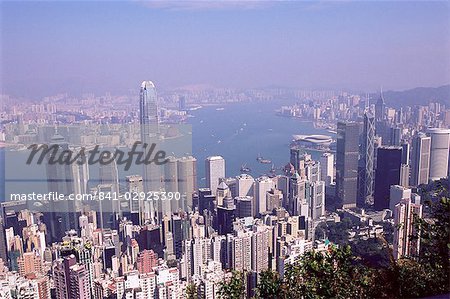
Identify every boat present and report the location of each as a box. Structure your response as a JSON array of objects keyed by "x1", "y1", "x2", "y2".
[
  {"x1": 216, "y1": 107, "x2": 225, "y2": 111},
  {"x1": 269, "y1": 163, "x2": 276, "y2": 174},
  {"x1": 256, "y1": 155, "x2": 272, "y2": 164},
  {"x1": 240, "y1": 164, "x2": 251, "y2": 173}
]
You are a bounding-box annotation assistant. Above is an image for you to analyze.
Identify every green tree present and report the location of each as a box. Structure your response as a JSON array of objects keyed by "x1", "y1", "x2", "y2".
[
  {"x1": 186, "y1": 283, "x2": 197, "y2": 299},
  {"x1": 255, "y1": 269, "x2": 282, "y2": 299},
  {"x1": 218, "y1": 271, "x2": 246, "y2": 299}
]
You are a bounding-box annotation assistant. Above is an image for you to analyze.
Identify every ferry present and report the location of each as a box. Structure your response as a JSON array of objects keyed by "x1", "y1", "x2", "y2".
[
  {"x1": 240, "y1": 164, "x2": 251, "y2": 173},
  {"x1": 216, "y1": 107, "x2": 225, "y2": 111},
  {"x1": 256, "y1": 155, "x2": 272, "y2": 164}
]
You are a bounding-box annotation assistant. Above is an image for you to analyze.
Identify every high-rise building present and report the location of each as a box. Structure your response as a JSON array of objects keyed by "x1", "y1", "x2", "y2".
[
  {"x1": 375, "y1": 93, "x2": 386, "y2": 122},
  {"x1": 137, "y1": 250, "x2": 158, "y2": 274},
  {"x1": 140, "y1": 81, "x2": 161, "y2": 221},
  {"x1": 54, "y1": 255, "x2": 91, "y2": 299},
  {"x1": 358, "y1": 113, "x2": 375, "y2": 207},
  {"x1": 310, "y1": 181, "x2": 325, "y2": 220},
  {"x1": 335, "y1": 122, "x2": 360, "y2": 209},
  {"x1": 177, "y1": 156, "x2": 197, "y2": 212},
  {"x1": 205, "y1": 156, "x2": 225, "y2": 196},
  {"x1": 236, "y1": 174, "x2": 254, "y2": 197},
  {"x1": 393, "y1": 195, "x2": 422, "y2": 260},
  {"x1": 320, "y1": 153, "x2": 334, "y2": 186},
  {"x1": 290, "y1": 147, "x2": 303, "y2": 171},
  {"x1": 126, "y1": 175, "x2": 144, "y2": 225},
  {"x1": 374, "y1": 146, "x2": 403, "y2": 210},
  {"x1": 216, "y1": 197, "x2": 235, "y2": 235},
  {"x1": 389, "y1": 185, "x2": 412, "y2": 212},
  {"x1": 427, "y1": 128, "x2": 450, "y2": 181},
  {"x1": 236, "y1": 196, "x2": 253, "y2": 218},
  {"x1": 410, "y1": 133, "x2": 431, "y2": 186},
  {"x1": 254, "y1": 176, "x2": 274, "y2": 215}
]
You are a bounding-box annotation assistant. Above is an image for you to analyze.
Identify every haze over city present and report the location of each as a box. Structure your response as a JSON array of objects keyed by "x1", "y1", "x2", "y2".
[{"x1": 1, "y1": 0, "x2": 450, "y2": 97}]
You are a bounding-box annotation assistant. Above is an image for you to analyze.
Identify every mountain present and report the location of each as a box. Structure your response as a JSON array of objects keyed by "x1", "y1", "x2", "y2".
[{"x1": 381, "y1": 85, "x2": 450, "y2": 108}]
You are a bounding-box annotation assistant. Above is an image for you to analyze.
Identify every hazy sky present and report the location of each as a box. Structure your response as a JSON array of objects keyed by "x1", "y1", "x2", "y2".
[{"x1": 1, "y1": 1, "x2": 450, "y2": 98}]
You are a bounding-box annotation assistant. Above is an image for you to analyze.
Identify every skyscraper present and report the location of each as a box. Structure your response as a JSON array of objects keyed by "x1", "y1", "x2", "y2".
[
  {"x1": 375, "y1": 93, "x2": 386, "y2": 122},
  {"x1": 358, "y1": 113, "x2": 375, "y2": 207},
  {"x1": 393, "y1": 194, "x2": 422, "y2": 260},
  {"x1": 177, "y1": 156, "x2": 197, "y2": 212},
  {"x1": 427, "y1": 128, "x2": 450, "y2": 181},
  {"x1": 335, "y1": 122, "x2": 360, "y2": 209},
  {"x1": 205, "y1": 156, "x2": 225, "y2": 195},
  {"x1": 320, "y1": 153, "x2": 334, "y2": 186},
  {"x1": 374, "y1": 146, "x2": 403, "y2": 210},
  {"x1": 139, "y1": 81, "x2": 161, "y2": 221}
]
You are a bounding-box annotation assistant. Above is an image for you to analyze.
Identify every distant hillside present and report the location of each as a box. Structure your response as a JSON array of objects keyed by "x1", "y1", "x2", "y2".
[{"x1": 381, "y1": 85, "x2": 450, "y2": 108}]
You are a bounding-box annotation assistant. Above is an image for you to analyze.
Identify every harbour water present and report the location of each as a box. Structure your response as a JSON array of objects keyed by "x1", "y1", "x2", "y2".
[{"x1": 2, "y1": 100, "x2": 333, "y2": 197}]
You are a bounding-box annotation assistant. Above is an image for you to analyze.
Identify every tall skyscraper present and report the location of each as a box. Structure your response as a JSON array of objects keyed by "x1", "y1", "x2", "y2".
[
  {"x1": 126, "y1": 175, "x2": 144, "y2": 225},
  {"x1": 393, "y1": 194, "x2": 422, "y2": 260},
  {"x1": 335, "y1": 122, "x2": 360, "y2": 209},
  {"x1": 54, "y1": 255, "x2": 91, "y2": 299},
  {"x1": 177, "y1": 156, "x2": 197, "y2": 212},
  {"x1": 320, "y1": 153, "x2": 334, "y2": 186},
  {"x1": 427, "y1": 128, "x2": 450, "y2": 181},
  {"x1": 374, "y1": 146, "x2": 403, "y2": 210},
  {"x1": 375, "y1": 93, "x2": 386, "y2": 122},
  {"x1": 254, "y1": 176, "x2": 274, "y2": 216},
  {"x1": 358, "y1": 113, "x2": 375, "y2": 207},
  {"x1": 205, "y1": 156, "x2": 225, "y2": 195},
  {"x1": 139, "y1": 81, "x2": 161, "y2": 222}
]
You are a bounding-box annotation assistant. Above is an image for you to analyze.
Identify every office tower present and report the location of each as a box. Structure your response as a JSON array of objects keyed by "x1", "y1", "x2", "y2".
[
  {"x1": 177, "y1": 156, "x2": 197, "y2": 212},
  {"x1": 427, "y1": 128, "x2": 450, "y2": 181},
  {"x1": 305, "y1": 161, "x2": 321, "y2": 182},
  {"x1": 126, "y1": 175, "x2": 144, "y2": 225},
  {"x1": 71, "y1": 147, "x2": 89, "y2": 196},
  {"x1": 310, "y1": 181, "x2": 325, "y2": 220},
  {"x1": 389, "y1": 185, "x2": 412, "y2": 212},
  {"x1": 164, "y1": 156, "x2": 179, "y2": 212},
  {"x1": 198, "y1": 188, "x2": 215, "y2": 214},
  {"x1": 399, "y1": 164, "x2": 410, "y2": 187},
  {"x1": 393, "y1": 196, "x2": 423, "y2": 260},
  {"x1": 54, "y1": 255, "x2": 91, "y2": 299},
  {"x1": 289, "y1": 173, "x2": 307, "y2": 216},
  {"x1": 138, "y1": 225, "x2": 163, "y2": 257},
  {"x1": 375, "y1": 93, "x2": 386, "y2": 122},
  {"x1": 320, "y1": 153, "x2": 334, "y2": 186},
  {"x1": 172, "y1": 215, "x2": 183, "y2": 259},
  {"x1": 236, "y1": 196, "x2": 253, "y2": 218},
  {"x1": 358, "y1": 113, "x2": 375, "y2": 207},
  {"x1": 410, "y1": 133, "x2": 431, "y2": 186},
  {"x1": 335, "y1": 122, "x2": 360, "y2": 209},
  {"x1": 389, "y1": 127, "x2": 401, "y2": 146},
  {"x1": 236, "y1": 174, "x2": 254, "y2": 197},
  {"x1": 205, "y1": 156, "x2": 225, "y2": 196},
  {"x1": 254, "y1": 176, "x2": 274, "y2": 216},
  {"x1": 401, "y1": 143, "x2": 410, "y2": 165},
  {"x1": 45, "y1": 129, "x2": 77, "y2": 243},
  {"x1": 216, "y1": 197, "x2": 235, "y2": 235},
  {"x1": 266, "y1": 189, "x2": 283, "y2": 212},
  {"x1": 216, "y1": 181, "x2": 230, "y2": 207},
  {"x1": 137, "y1": 250, "x2": 158, "y2": 274},
  {"x1": 374, "y1": 146, "x2": 402, "y2": 210},
  {"x1": 290, "y1": 147, "x2": 302, "y2": 171},
  {"x1": 140, "y1": 81, "x2": 161, "y2": 218}
]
